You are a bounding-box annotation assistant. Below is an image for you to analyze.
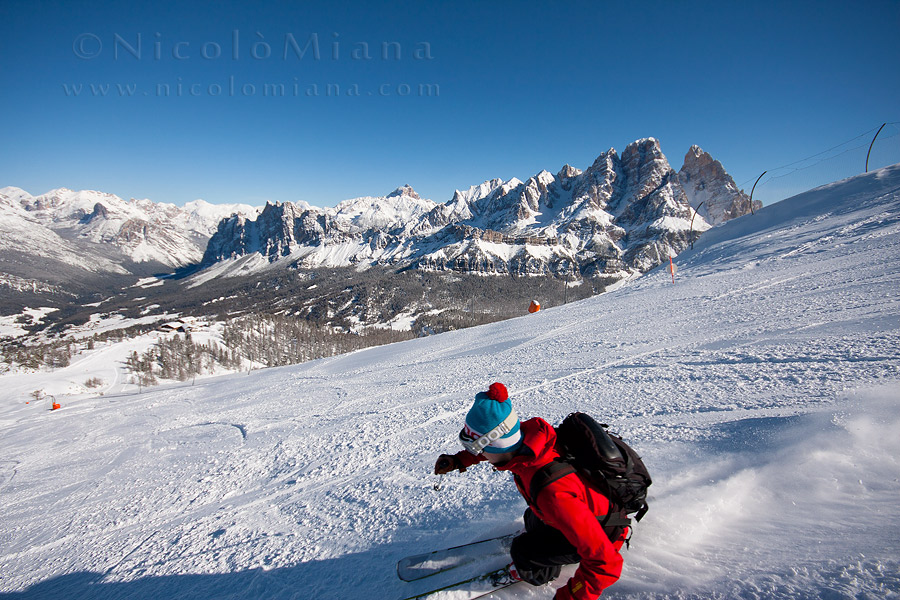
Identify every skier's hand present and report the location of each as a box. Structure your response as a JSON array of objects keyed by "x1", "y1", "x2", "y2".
[{"x1": 434, "y1": 453, "x2": 466, "y2": 474}]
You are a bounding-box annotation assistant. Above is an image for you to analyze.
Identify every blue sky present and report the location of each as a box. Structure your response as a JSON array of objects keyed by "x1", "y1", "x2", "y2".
[{"x1": 1, "y1": 0, "x2": 898, "y2": 207}]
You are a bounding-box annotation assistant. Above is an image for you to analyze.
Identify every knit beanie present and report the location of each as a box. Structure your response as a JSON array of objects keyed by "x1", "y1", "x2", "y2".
[{"x1": 459, "y1": 382, "x2": 523, "y2": 455}]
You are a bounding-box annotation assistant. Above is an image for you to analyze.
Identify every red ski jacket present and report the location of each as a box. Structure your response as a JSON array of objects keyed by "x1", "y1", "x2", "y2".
[{"x1": 456, "y1": 417, "x2": 626, "y2": 600}]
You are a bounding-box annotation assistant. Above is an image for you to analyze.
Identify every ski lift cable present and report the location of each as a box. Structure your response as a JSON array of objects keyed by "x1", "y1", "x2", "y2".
[{"x1": 736, "y1": 123, "x2": 893, "y2": 188}]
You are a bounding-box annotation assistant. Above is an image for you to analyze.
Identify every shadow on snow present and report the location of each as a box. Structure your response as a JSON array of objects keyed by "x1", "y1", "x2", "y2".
[{"x1": 0, "y1": 541, "x2": 419, "y2": 600}]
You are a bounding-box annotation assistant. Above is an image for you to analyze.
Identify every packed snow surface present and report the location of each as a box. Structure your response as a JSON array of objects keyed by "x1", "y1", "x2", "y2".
[{"x1": 1, "y1": 166, "x2": 900, "y2": 599}]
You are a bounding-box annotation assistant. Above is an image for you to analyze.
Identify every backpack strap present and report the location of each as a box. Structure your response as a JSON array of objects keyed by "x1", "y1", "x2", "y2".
[
  {"x1": 530, "y1": 460, "x2": 633, "y2": 543},
  {"x1": 599, "y1": 510, "x2": 632, "y2": 529},
  {"x1": 528, "y1": 460, "x2": 577, "y2": 505}
]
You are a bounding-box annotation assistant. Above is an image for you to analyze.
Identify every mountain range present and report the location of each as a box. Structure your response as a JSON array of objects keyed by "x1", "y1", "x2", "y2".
[
  {"x1": 200, "y1": 138, "x2": 756, "y2": 284},
  {"x1": 1, "y1": 139, "x2": 755, "y2": 313}
]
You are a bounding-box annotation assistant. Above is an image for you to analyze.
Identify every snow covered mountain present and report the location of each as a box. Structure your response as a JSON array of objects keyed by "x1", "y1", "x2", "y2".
[
  {"x1": 0, "y1": 188, "x2": 126, "y2": 274},
  {"x1": 202, "y1": 139, "x2": 753, "y2": 285},
  {"x1": 1, "y1": 164, "x2": 897, "y2": 599},
  {"x1": 0, "y1": 187, "x2": 258, "y2": 268},
  {"x1": 0, "y1": 187, "x2": 259, "y2": 304}
]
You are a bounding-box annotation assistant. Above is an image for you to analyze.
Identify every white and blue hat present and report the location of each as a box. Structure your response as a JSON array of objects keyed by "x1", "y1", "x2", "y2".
[{"x1": 459, "y1": 383, "x2": 523, "y2": 455}]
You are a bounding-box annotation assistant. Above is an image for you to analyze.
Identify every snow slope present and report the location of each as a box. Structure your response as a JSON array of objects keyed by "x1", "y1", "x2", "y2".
[{"x1": 1, "y1": 166, "x2": 899, "y2": 599}]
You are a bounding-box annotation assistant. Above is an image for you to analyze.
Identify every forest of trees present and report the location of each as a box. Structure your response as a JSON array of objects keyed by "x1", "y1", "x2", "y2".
[
  {"x1": 118, "y1": 316, "x2": 417, "y2": 389},
  {"x1": 0, "y1": 320, "x2": 166, "y2": 376},
  {"x1": 2, "y1": 266, "x2": 599, "y2": 389},
  {"x1": 0, "y1": 339, "x2": 75, "y2": 371}
]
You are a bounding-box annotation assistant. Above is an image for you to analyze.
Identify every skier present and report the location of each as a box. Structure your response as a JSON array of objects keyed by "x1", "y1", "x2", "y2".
[{"x1": 434, "y1": 383, "x2": 628, "y2": 600}]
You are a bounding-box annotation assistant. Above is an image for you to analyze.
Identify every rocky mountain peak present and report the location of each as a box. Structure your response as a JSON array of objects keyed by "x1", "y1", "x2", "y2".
[
  {"x1": 620, "y1": 138, "x2": 671, "y2": 180},
  {"x1": 684, "y1": 144, "x2": 704, "y2": 163},
  {"x1": 682, "y1": 145, "x2": 721, "y2": 177},
  {"x1": 387, "y1": 184, "x2": 420, "y2": 200},
  {"x1": 610, "y1": 138, "x2": 681, "y2": 217},
  {"x1": 678, "y1": 145, "x2": 761, "y2": 225},
  {"x1": 557, "y1": 164, "x2": 582, "y2": 180}
]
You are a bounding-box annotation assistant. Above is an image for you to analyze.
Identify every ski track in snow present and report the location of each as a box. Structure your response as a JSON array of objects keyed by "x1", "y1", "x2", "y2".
[{"x1": 1, "y1": 166, "x2": 900, "y2": 599}]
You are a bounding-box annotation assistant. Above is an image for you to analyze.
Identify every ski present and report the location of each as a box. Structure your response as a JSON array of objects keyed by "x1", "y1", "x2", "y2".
[
  {"x1": 397, "y1": 533, "x2": 517, "y2": 582},
  {"x1": 398, "y1": 564, "x2": 518, "y2": 600}
]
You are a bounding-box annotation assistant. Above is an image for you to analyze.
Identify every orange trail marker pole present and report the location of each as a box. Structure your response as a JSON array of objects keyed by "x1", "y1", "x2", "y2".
[{"x1": 669, "y1": 256, "x2": 676, "y2": 284}]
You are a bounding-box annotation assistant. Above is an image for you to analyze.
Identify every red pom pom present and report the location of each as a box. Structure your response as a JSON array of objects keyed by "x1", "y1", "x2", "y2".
[{"x1": 488, "y1": 382, "x2": 508, "y2": 402}]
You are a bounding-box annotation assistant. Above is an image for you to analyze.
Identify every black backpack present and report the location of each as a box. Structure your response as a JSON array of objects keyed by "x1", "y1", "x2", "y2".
[{"x1": 528, "y1": 412, "x2": 652, "y2": 539}]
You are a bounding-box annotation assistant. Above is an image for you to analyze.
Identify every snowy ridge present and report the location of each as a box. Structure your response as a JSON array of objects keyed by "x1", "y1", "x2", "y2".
[
  {"x1": 333, "y1": 185, "x2": 437, "y2": 232},
  {"x1": 201, "y1": 185, "x2": 436, "y2": 270},
  {"x1": 1, "y1": 164, "x2": 898, "y2": 599}
]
